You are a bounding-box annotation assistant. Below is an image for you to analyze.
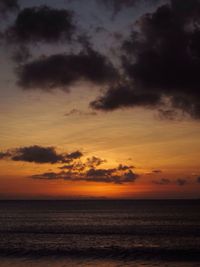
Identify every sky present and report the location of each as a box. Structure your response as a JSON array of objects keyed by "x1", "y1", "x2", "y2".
[{"x1": 0, "y1": 0, "x2": 200, "y2": 199}]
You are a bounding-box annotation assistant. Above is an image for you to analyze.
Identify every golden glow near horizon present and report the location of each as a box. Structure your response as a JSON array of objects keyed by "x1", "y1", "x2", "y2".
[
  {"x1": 1, "y1": 0, "x2": 200, "y2": 199},
  {"x1": 0, "y1": 87, "x2": 200, "y2": 199}
]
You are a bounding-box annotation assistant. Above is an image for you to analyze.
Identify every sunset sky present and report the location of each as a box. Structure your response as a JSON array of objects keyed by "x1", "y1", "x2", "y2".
[{"x1": 0, "y1": 0, "x2": 200, "y2": 199}]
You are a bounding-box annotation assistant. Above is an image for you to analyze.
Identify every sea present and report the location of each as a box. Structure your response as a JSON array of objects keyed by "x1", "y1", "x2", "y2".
[{"x1": 0, "y1": 200, "x2": 200, "y2": 267}]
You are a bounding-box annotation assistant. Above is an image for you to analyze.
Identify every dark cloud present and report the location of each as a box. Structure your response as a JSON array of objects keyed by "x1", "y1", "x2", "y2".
[
  {"x1": 11, "y1": 146, "x2": 66, "y2": 164},
  {"x1": 86, "y1": 156, "x2": 106, "y2": 167},
  {"x1": 66, "y1": 151, "x2": 83, "y2": 160},
  {"x1": 91, "y1": 0, "x2": 200, "y2": 119},
  {"x1": 31, "y1": 168, "x2": 139, "y2": 184},
  {"x1": 59, "y1": 156, "x2": 106, "y2": 172},
  {"x1": 0, "y1": 151, "x2": 10, "y2": 159},
  {"x1": 91, "y1": 83, "x2": 161, "y2": 110},
  {"x1": 85, "y1": 167, "x2": 138, "y2": 184},
  {"x1": 153, "y1": 178, "x2": 171, "y2": 185},
  {"x1": 197, "y1": 177, "x2": 200, "y2": 183},
  {"x1": 0, "y1": 145, "x2": 82, "y2": 164},
  {"x1": 59, "y1": 162, "x2": 86, "y2": 172},
  {"x1": 86, "y1": 167, "x2": 116, "y2": 177},
  {"x1": 6, "y1": 5, "x2": 75, "y2": 43},
  {"x1": 26, "y1": 150, "x2": 139, "y2": 184},
  {"x1": 17, "y1": 47, "x2": 118, "y2": 90},
  {"x1": 122, "y1": 170, "x2": 138, "y2": 183},
  {"x1": 118, "y1": 164, "x2": 134, "y2": 171},
  {"x1": 0, "y1": 0, "x2": 19, "y2": 16}
]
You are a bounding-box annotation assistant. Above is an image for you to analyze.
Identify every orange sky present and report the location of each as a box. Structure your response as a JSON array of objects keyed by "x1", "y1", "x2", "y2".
[{"x1": 0, "y1": 0, "x2": 200, "y2": 199}]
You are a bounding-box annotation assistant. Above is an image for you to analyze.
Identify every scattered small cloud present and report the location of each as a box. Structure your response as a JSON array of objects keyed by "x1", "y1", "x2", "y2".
[
  {"x1": 153, "y1": 178, "x2": 171, "y2": 185},
  {"x1": 118, "y1": 164, "x2": 135, "y2": 171},
  {"x1": 1, "y1": 145, "x2": 139, "y2": 184},
  {"x1": 153, "y1": 177, "x2": 190, "y2": 186},
  {"x1": 86, "y1": 156, "x2": 107, "y2": 167},
  {"x1": 66, "y1": 150, "x2": 83, "y2": 161},
  {"x1": 65, "y1": 108, "x2": 97, "y2": 117},
  {"x1": 176, "y1": 178, "x2": 188, "y2": 186}
]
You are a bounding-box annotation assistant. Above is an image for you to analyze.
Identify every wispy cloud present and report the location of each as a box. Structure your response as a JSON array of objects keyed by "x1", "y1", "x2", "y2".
[{"x1": 65, "y1": 109, "x2": 97, "y2": 117}]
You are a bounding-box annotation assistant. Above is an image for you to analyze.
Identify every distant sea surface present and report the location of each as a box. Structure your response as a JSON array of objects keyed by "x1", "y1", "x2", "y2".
[{"x1": 0, "y1": 200, "x2": 200, "y2": 267}]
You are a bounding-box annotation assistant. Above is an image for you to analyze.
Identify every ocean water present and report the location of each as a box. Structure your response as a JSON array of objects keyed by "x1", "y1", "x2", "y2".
[{"x1": 0, "y1": 200, "x2": 200, "y2": 267}]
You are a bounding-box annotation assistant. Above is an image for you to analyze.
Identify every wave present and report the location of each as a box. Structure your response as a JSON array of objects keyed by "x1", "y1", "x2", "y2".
[
  {"x1": 1, "y1": 226, "x2": 200, "y2": 236},
  {"x1": 0, "y1": 246, "x2": 200, "y2": 262}
]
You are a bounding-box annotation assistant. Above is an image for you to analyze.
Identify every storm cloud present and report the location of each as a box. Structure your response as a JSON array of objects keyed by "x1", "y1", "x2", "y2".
[{"x1": 91, "y1": 0, "x2": 200, "y2": 119}]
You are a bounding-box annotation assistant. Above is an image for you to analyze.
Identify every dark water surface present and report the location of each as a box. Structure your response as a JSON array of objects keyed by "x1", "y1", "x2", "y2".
[{"x1": 0, "y1": 200, "x2": 200, "y2": 266}]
